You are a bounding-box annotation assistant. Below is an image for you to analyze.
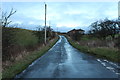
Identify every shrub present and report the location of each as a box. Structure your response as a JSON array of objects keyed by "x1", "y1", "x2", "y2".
[
  {"x1": 2, "y1": 28, "x2": 39, "y2": 62},
  {"x1": 13, "y1": 30, "x2": 38, "y2": 47}
]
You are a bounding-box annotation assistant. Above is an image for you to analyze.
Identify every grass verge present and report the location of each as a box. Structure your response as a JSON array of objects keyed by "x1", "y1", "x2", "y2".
[
  {"x1": 2, "y1": 36, "x2": 59, "y2": 79},
  {"x1": 65, "y1": 35, "x2": 120, "y2": 63},
  {"x1": 0, "y1": 72, "x2": 1, "y2": 80}
]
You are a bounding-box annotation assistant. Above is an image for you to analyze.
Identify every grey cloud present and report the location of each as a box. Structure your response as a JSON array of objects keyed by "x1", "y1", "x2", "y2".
[{"x1": 2, "y1": 2, "x2": 118, "y2": 32}]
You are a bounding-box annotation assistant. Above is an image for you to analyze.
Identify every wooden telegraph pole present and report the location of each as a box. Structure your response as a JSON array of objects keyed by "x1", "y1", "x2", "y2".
[
  {"x1": 118, "y1": 1, "x2": 120, "y2": 20},
  {"x1": 45, "y1": 3, "x2": 47, "y2": 45}
]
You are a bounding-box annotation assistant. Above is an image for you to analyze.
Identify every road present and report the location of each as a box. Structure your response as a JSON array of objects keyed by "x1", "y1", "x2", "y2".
[{"x1": 16, "y1": 36, "x2": 119, "y2": 78}]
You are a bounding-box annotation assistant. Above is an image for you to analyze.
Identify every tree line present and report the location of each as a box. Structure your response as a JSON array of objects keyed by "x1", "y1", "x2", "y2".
[{"x1": 88, "y1": 18, "x2": 120, "y2": 39}]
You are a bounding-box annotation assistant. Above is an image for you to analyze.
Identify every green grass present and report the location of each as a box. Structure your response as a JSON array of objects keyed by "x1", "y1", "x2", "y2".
[
  {"x1": 80, "y1": 35, "x2": 98, "y2": 41},
  {"x1": 14, "y1": 30, "x2": 38, "y2": 47},
  {"x1": 0, "y1": 72, "x2": 1, "y2": 80},
  {"x1": 89, "y1": 48, "x2": 120, "y2": 62},
  {"x1": 2, "y1": 27, "x2": 45, "y2": 62},
  {"x1": 2, "y1": 36, "x2": 59, "y2": 79},
  {"x1": 66, "y1": 35, "x2": 120, "y2": 63}
]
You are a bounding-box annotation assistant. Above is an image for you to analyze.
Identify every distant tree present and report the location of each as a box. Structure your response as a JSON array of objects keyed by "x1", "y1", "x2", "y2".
[
  {"x1": 116, "y1": 17, "x2": 120, "y2": 28},
  {"x1": 41, "y1": 26, "x2": 53, "y2": 32},
  {"x1": 89, "y1": 18, "x2": 119, "y2": 39},
  {"x1": 89, "y1": 21, "x2": 100, "y2": 37},
  {"x1": 1, "y1": 8, "x2": 16, "y2": 27},
  {"x1": 36, "y1": 26, "x2": 55, "y2": 42},
  {"x1": 35, "y1": 25, "x2": 44, "y2": 43}
]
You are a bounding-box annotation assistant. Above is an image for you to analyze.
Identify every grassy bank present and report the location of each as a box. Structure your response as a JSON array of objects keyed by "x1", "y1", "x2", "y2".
[
  {"x1": 2, "y1": 27, "x2": 56, "y2": 62},
  {"x1": 0, "y1": 73, "x2": 1, "y2": 80},
  {"x1": 66, "y1": 36, "x2": 120, "y2": 63},
  {"x1": 2, "y1": 36, "x2": 59, "y2": 79}
]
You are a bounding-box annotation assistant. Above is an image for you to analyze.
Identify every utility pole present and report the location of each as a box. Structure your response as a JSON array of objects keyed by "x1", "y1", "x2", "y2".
[
  {"x1": 118, "y1": 1, "x2": 120, "y2": 20},
  {"x1": 49, "y1": 21, "x2": 51, "y2": 37},
  {"x1": 45, "y1": 3, "x2": 47, "y2": 45},
  {"x1": 57, "y1": 27, "x2": 58, "y2": 35},
  {"x1": 57, "y1": 27, "x2": 58, "y2": 32},
  {"x1": 49, "y1": 21, "x2": 51, "y2": 28}
]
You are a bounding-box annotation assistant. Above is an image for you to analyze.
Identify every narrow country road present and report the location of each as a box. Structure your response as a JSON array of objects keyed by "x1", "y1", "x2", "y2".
[{"x1": 16, "y1": 36, "x2": 119, "y2": 78}]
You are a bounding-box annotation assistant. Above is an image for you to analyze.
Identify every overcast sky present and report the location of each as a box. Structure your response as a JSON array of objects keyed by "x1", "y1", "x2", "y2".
[{"x1": 2, "y1": 2, "x2": 118, "y2": 32}]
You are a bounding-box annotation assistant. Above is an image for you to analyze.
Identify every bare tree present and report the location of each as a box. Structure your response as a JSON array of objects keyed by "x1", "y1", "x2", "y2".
[
  {"x1": 89, "y1": 18, "x2": 119, "y2": 39},
  {"x1": 2, "y1": 8, "x2": 16, "y2": 27}
]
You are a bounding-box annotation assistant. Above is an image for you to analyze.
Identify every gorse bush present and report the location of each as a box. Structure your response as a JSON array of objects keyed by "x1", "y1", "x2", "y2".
[{"x1": 13, "y1": 30, "x2": 38, "y2": 47}]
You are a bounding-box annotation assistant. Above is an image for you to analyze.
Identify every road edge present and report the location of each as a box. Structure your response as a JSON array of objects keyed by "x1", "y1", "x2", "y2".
[
  {"x1": 2, "y1": 36, "x2": 59, "y2": 79},
  {"x1": 65, "y1": 35, "x2": 120, "y2": 63}
]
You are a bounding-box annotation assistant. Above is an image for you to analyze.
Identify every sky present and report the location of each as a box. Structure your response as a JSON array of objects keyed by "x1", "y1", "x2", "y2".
[{"x1": 1, "y1": 2, "x2": 118, "y2": 32}]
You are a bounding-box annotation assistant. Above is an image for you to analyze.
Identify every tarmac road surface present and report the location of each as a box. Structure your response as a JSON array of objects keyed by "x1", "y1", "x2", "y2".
[{"x1": 16, "y1": 36, "x2": 119, "y2": 78}]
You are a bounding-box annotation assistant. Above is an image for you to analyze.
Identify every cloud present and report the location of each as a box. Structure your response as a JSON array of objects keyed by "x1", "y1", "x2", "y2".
[
  {"x1": 12, "y1": 21, "x2": 23, "y2": 24},
  {"x1": 56, "y1": 23, "x2": 80, "y2": 28},
  {"x1": 2, "y1": 2, "x2": 118, "y2": 32},
  {"x1": 28, "y1": 21, "x2": 35, "y2": 25}
]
